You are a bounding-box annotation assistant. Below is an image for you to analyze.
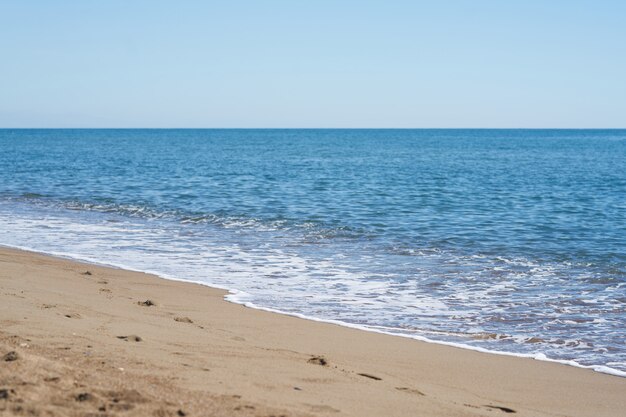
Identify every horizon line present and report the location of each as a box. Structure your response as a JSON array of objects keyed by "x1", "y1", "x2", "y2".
[{"x1": 1, "y1": 127, "x2": 626, "y2": 130}]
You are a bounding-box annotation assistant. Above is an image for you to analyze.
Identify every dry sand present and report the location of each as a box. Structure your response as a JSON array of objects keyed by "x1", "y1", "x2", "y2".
[{"x1": 0, "y1": 246, "x2": 624, "y2": 416}]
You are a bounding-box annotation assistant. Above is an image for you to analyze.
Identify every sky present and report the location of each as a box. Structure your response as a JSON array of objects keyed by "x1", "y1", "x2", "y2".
[{"x1": 0, "y1": 1, "x2": 625, "y2": 128}]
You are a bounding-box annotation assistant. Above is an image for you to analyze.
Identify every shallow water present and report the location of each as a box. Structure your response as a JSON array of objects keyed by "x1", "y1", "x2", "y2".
[{"x1": 1, "y1": 129, "x2": 625, "y2": 374}]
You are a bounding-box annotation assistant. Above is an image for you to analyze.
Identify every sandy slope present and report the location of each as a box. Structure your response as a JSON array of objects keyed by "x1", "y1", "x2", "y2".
[{"x1": 1, "y1": 247, "x2": 624, "y2": 416}]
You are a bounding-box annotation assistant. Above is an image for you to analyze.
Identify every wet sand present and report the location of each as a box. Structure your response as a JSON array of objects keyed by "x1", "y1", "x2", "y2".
[{"x1": 1, "y1": 246, "x2": 624, "y2": 416}]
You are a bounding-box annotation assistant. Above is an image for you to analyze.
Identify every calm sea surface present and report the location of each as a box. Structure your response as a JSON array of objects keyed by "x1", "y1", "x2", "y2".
[{"x1": 1, "y1": 129, "x2": 625, "y2": 374}]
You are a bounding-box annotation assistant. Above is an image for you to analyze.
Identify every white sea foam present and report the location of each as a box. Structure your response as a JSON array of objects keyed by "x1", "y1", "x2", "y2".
[{"x1": 0, "y1": 201, "x2": 625, "y2": 378}]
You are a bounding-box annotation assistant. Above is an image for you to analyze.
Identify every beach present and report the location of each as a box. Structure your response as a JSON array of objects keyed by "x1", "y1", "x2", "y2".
[
  {"x1": 3, "y1": 0, "x2": 626, "y2": 415},
  {"x1": 1, "y1": 246, "x2": 624, "y2": 417}
]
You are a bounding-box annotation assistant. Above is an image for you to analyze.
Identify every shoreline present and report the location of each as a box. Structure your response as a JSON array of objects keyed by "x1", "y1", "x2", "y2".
[
  {"x1": 4, "y1": 242, "x2": 625, "y2": 379},
  {"x1": 1, "y1": 246, "x2": 625, "y2": 416}
]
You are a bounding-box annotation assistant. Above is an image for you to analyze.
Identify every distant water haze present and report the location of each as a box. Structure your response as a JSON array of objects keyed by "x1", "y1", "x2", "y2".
[{"x1": 0, "y1": 129, "x2": 625, "y2": 375}]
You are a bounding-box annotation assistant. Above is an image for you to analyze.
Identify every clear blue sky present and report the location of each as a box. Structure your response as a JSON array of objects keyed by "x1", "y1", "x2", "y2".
[{"x1": 1, "y1": 1, "x2": 625, "y2": 128}]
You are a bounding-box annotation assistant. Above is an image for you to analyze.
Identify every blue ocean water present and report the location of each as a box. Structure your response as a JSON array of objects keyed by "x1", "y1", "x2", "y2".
[{"x1": 1, "y1": 129, "x2": 625, "y2": 374}]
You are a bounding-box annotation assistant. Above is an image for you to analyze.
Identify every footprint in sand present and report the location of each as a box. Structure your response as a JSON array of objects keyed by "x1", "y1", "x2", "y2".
[
  {"x1": 357, "y1": 373, "x2": 382, "y2": 381},
  {"x1": 485, "y1": 405, "x2": 517, "y2": 413},
  {"x1": 75, "y1": 392, "x2": 92, "y2": 402},
  {"x1": 396, "y1": 387, "x2": 425, "y2": 396},
  {"x1": 307, "y1": 356, "x2": 328, "y2": 366},
  {"x1": 174, "y1": 316, "x2": 193, "y2": 323},
  {"x1": 116, "y1": 335, "x2": 142, "y2": 342},
  {"x1": 465, "y1": 404, "x2": 517, "y2": 414}
]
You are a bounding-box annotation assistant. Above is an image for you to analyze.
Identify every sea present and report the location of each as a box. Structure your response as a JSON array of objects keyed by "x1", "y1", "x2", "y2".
[{"x1": 1, "y1": 129, "x2": 624, "y2": 376}]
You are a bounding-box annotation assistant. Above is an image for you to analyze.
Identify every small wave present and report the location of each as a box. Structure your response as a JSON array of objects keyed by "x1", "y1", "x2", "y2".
[
  {"x1": 21, "y1": 192, "x2": 48, "y2": 198},
  {"x1": 6, "y1": 194, "x2": 374, "y2": 241}
]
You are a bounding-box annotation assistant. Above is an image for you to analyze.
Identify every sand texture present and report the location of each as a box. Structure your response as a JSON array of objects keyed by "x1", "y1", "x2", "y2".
[{"x1": 1, "y1": 247, "x2": 624, "y2": 416}]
